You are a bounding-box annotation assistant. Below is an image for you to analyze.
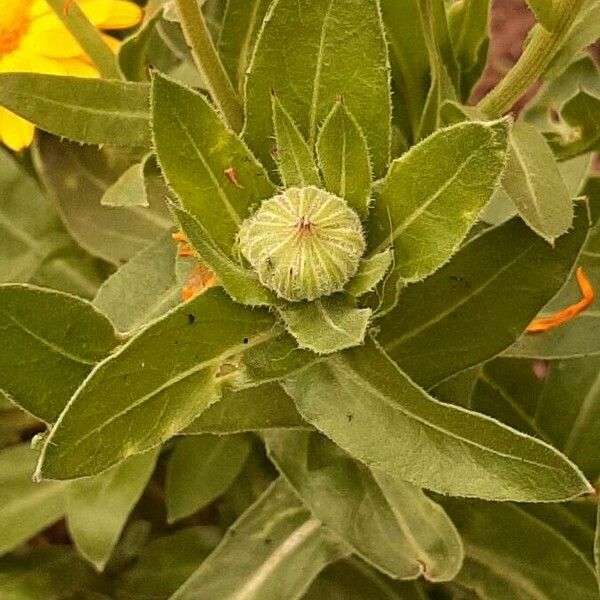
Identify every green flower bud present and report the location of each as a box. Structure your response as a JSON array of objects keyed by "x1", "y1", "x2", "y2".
[{"x1": 238, "y1": 186, "x2": 365, "y2": 302}]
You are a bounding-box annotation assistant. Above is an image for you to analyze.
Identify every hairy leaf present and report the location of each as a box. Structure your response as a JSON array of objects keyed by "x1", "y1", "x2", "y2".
[
  {"x1": 36, "y1": 289, "x2": 277, "y2": 480},
  {"x1": 265, "y1": 430, "x2": 463, "y2": 581},
  {"x1": 369, "y1": 119, "x2": 509, "y2": 286},
  {"x1": 0, "y1": 74, "x2": 150, "y2": 147},
  {"x1": 244, "y1": 0, "x2": 391, "y2": 177},
  {"x1": 0, "y1": 285, "x2": 119, "y2": 423},
  {"x1": 277, "y1": 295, "x2": 371, "y2": 355},
  {"x1": 271, "y1": 95, "x2": 321, "y2": 188},
  {"x1": 379, "y1": 207, "x2": 589, "y2": 387},
  {"x1": 316, "y1": 101, "x2": 372, "y2": 220},
  {"x1": 283, "y1": 339, "x2": 592, "y2": 501}
]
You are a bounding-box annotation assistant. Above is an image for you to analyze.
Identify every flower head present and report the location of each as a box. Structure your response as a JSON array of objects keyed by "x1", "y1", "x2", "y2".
[{"x1": 0, "y1": 0, "x2": 142, "y2": 151}]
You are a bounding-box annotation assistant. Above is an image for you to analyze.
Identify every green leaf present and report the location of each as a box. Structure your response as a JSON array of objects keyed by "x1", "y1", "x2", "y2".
[
  {"x1": 245, "y1": 0, "x2": 391, "y2": 177},
  {"x1": 554, "y1": 89, "x2": 600, "y2": 160},
  {"x1": 67, "y1": 448, "x2": 159, "y2": 571},
  {"x1": 152, "y1": 73, "x2": 274, "y2": 258},
  {"x1": 442, "y1": 499, "x2": 599, "y2": 600},
  {"x1": 184, "y1": 383, "x2": 307, "y2": 434},
  {"x1": 380, "y1": 0, "x2": 431, "y2": 146},
  {"x1": 0, "y1": 546, "x2": 101, "y2": 600},
  {"x1": 316, "y1": 101, "x2": 372, "y2": 220},
  {"x1": 304, "y1": 559, "x2": 428, "y2": 600},
  {"x1": 0, "y1": 74, "x2": 149, "y2": 147},
  {"x1": 546, "y1": 0, "x2": 600, "y2": 78},
  {"x1": 0, "y1": 285, "x2": 119, "y2": 423},
  {"x1": 101, "y1": 160, "x2": 148, "y2": 208},
  {"x1": 379, "y1": 207, "x2": 589, "y2": 388},
  {"x1": 346, "y1": 250, "x2": 393, "y2": 297},
  {"x1": 0, "y1": 444, "x2": 68, "y2": 556},
  {"x1": 502, "y1": 121, "x2": 573, "y2": 243},
  {"x1": 34, "y1": 134, "x2": 172, "y2": 265},
  {"x1": 283, "y1": 338, "x2": 592, "y2": 501},
  {"x1": 277, "y1": 295, "x2": 371, "y2": 355},
  {"x1": 219, "y1": 0, "x2": 272, "y2": 95},
  {"x1": 507, "y1": 187, "x2": 600, "y2": 359},
  {"x1": 93, "y1": 232, "x2": 183, "y2": 334},
  {"x1": 265, "y1": 430, "x2": 463, "y2": 581},
  {"x1": 0, "y1": 148, "x2": 105, "y2": 299},
  {"x1": 115, "y1": 526, "x2": 221, "y2": 600},
  {"x1": 369, "y1": 119, "x2": 509, "y2": 285},
  {"x1": 166, "y1": 434, "x2": 251, "y2": 522},
  {"x1": 467, "y1": 356, "x2": 600, "y2": 480},
  {"x1": 525, "y1": 0, "x2": 560, "y2": 31},
  {"x1": 596, "y1": 502, "x2": 600, "y2": 594},
  {"x1": 170, "y1": 478, "x2": 348, "y2": 600},
  {"x1": 36, "y1": 289, "x2": 278, "y2": 480},
  {"x1": 447, "y1": 0, "x2": 491, "y2": 101},
  {"x1": 171, "y1": 205, "x2": 276, "y2": 306},
  {"x1": 272, "y1": 95, "x2": 321, "y2": 188}
]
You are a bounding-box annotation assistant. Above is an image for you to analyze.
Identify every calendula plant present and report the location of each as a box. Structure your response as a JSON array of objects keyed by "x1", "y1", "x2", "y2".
[{"x1": 1, "y1": 0, "x2": 600, "y2": 597}]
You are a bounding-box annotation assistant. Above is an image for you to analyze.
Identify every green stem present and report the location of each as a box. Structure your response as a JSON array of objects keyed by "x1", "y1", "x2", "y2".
[
  {"x1": 46, "y1": 0, "x2": 120, "y2": 80},
  {"x1": 173, "y1": 0, "x2": 244, "y2": 132},
  {"x1": 477, "y1": 0, "x2": 585, "y2": 118}
]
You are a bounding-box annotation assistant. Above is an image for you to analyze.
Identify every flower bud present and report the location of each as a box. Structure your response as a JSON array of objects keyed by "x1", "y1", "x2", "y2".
[{"x1": 238, "y1": 186, "x2": 365, "y2": 302}]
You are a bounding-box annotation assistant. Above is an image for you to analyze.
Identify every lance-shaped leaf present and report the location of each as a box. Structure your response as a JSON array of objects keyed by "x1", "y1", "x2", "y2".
[
  {"x1": 346, "y1": 250, "x2": 393, "y2": 297},
  {"x1": 283, "y1": 338, "x2": 592, "y2": 502},
  {"x1": 35, "y1": 288, "x2": 278, "y2": 480},
  {"x1": 34, "y1": 134, "x2": 172, "y2": 266},
  {"x1": 369, "y1": 119, "x2": 509, "y2": 285},
  {"x1": 170, "y1": 479, "x2": 348, "y2": 600},
  {"x1": 0, "y1": 444, "x2": 69, "y2": 556},
  {"x1": 272, "y1": 95, "x2": 320, "y2": 188},
  {"x1": 442, "y1": 499, "x2": 599, "y2": 600},
  {"x1": 185, "y1": 383, "x2": 307, "y2": 434},
  {"x1": 171, "y1": 205, "x2": 276, "y2": 306},
  {"x1": 67, "y1": 448, "x2": 160, "y2": 571},
  {"x1": 265, "y1": 430, "x2": 463, "y2": 582},
  {"x1": 166, "y1": 434, "x2": 252, "y2": 523},
  {"x1": 244, "y1": 0, "x2": 391, "y2": 177},
  {"x1": 93, "y1": 232, "x2": 182, "y2": 334},
  {"x1": 316, "y1": 101, "x2": 372, "y2": 220},
  {"x1": 0, "y1": 285, "x2": 119, "y2": 424},
  {"x1": 502, "y1": 122, "x2": 573, "y2": 243},
  {"x1": 277, "y1": 295, "x2": 371, "y2": 355},
  {"x1": 219, "y1": 0, "x2": 272, "y2": 94},
  {"x1": 379, "y1": 207, "x2": 589, "y2": 388},
  {"x1": 152, "y1": 73, "x2": 274, "y2": 258},
  {"x1": 0, "y1": 74, "x2": 150, "y2": 147},
  {"x1": 0, "y1": 148, "x2": 105, "y2": 299}
]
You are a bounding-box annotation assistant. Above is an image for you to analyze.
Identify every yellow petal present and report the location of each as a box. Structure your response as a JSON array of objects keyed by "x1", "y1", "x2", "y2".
[
  {"x1": 29, "y1": 1, "x2": 113, "y2": 31},
  {"x1": 96, "y1": 1, "x2": 143, "y2": 29},
  {"x1": 20, "y1": 27, "x2": 84, "y2": 58},
  {"x1": 59, "y1": 56, "x2": 100, "y2": 77},
  {"x1": 0, "y1": 1, "x2": 33, "y2": 29},
  {"x1": 0, "y1": 107, "x2": 35, "y2": 152},
  {"x1": 0, "y1": 49, "x2": 66, "y2": 75}
]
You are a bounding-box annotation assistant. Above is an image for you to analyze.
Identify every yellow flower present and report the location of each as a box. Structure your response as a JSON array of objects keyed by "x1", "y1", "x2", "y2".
[{"x1": 0, "y1": 0, "x2": 142, "y2": 151}]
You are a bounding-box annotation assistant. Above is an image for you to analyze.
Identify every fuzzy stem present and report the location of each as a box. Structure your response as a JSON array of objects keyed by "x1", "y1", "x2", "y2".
[
  {"x1": 46, "y1": 0, "x2": 120, "y2": 80},
  {"x1": 173, "y1": 0, "x2": 243, "y2": 132},
  {"x1": 477, "y1": 0, "x2": 585, "y2": 118}
]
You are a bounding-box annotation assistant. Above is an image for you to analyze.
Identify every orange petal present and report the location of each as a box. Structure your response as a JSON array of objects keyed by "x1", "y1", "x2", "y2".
[
  {"x1": 182, "y1": 264, "x2": 218, "y2": 301},
  {"x1": 527, "y1": 268, "x2": 595, "y2": 334}
]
